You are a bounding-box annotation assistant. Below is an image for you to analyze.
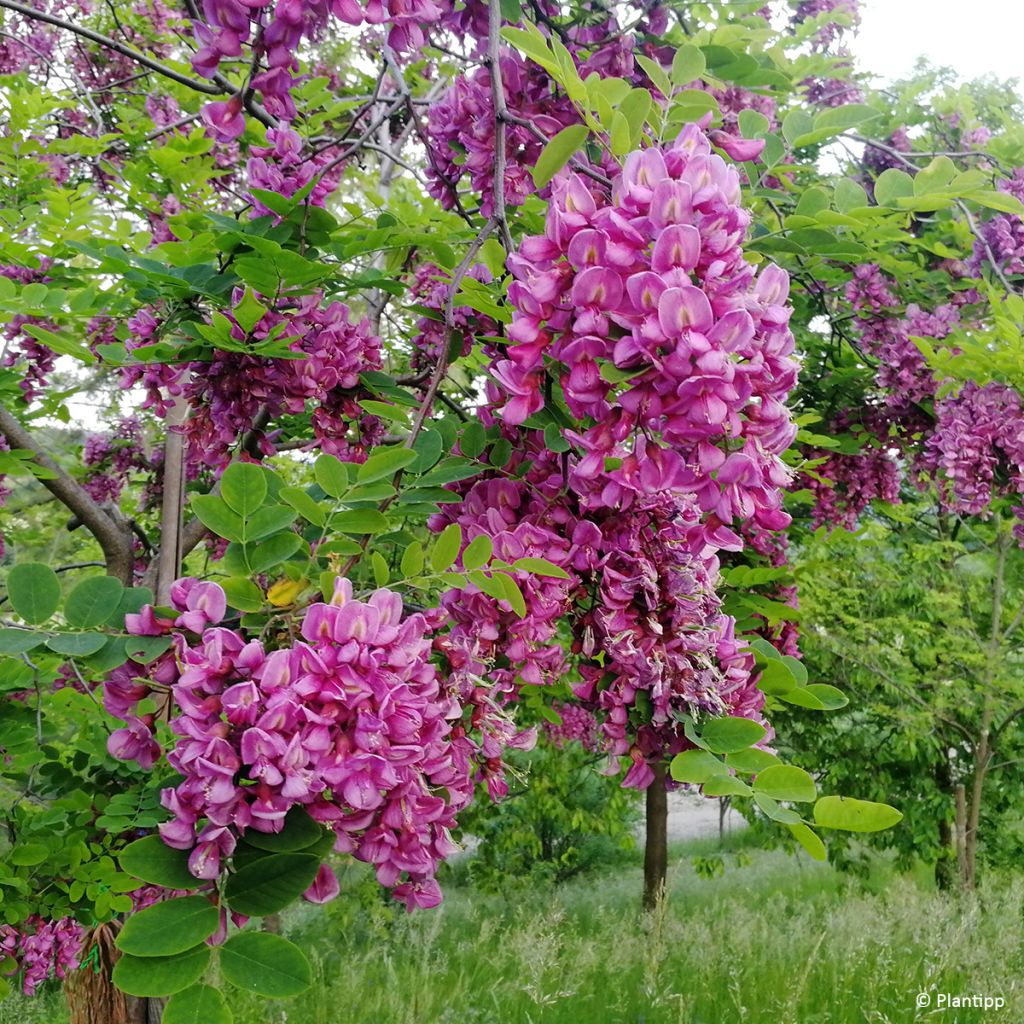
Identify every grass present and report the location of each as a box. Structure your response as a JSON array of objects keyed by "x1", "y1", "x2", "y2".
[{"x1": 5, "y1": 834, "x2": 1023, "y2": 1024}]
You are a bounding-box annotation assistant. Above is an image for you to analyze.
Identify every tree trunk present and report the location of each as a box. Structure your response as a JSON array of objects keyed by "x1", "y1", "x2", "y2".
[
  {"x1": 954, "y1": 783, "x2": 969, "y2": 888},
  {"x1": 643, "y1": 762, "x2": 668, "y2": 911},
  {"x1": 935, "y1": 815, "x2": 956, "y2": 890},
  {"x1": 64, "y1": 924, "x2": 164, "y2": 1024}
]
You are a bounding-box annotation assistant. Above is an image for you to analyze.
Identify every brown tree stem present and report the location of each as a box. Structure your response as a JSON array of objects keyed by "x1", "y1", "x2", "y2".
[
  {"x1": 643, "y1": 763, "x2": 668, "y2": 911},
  {"x1": 0, "y1": 403, "x2": 134, "y2": 582}
]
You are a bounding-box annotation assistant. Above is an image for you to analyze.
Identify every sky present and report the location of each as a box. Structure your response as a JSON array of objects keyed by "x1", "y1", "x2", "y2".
[{"x1": 856, "y1": 0, "x2": 1024, "y2": 86}]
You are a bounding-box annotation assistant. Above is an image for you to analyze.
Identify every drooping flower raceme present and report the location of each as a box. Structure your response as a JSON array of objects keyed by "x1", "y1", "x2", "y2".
[{"x1": 107, "y1": 577, "x2": 529, "y2": 909}]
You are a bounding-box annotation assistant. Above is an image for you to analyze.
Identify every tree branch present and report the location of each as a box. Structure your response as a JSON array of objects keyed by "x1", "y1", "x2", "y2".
[
  {"x1": 0, "y1": 0, "x2": 223, "y2": 95},
  {"x1": 0, "y1": 403, "x2": 134, "y2": 582}
]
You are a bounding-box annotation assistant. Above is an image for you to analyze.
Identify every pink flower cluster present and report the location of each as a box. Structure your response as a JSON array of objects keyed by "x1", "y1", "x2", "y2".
[
  {"x1": 0, "y1": 917, "x2": 84, "y2": 996},
  {"x1": 246, "y1": 127, "x2": 343, "y2": 218},
  {"x1": 845, "y1": 263, "x2": 959, "y2": 405},
  {"x1": 494, "y1": 126, "x2": 797, "y2": 538},
  {"x1": 409, "y1": 263, "x2": 498, "y2": 372},
  {"x1": 1, "y1": 261, "x2": 57, "y2": 402},
  {"x1": 122, "y1": 293, "x2": 384, "y2": 467},
  {"x1": 193, "y1": 0, "x2": 448, "y2": 141},
  {"x1": 544, "y1": 702, "x2": 600, "y2": 751},
  {"x1": 81, "y1": 417, "x2": 151, "y2": 505},
  {"x1": 426, "y1": 50, "x2": 580, "y2": 217},
  {"x1": 429, "y1": 429, "x2": 767, "y2": 790},
  {"x1": 792, "y1": 0, "x2": 861, "y2": 49},
  {"x1": 106, "y1": 577, "x2": 534, "y2": 910},
  {"x1": 929, "y1": 382, "x2": 1024, "y2": 532},
  {"x1": 969, "y1": 169, "x2": 1024, "y2": 278}
]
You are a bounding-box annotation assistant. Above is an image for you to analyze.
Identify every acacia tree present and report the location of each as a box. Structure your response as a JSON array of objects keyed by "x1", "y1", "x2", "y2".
[{"x1": 0, "y1": 0, "x2": 1018, "y2": 1019}]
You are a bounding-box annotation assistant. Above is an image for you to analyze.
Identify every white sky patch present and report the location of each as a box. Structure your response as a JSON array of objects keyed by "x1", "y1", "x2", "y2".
[{"x1": 856, "y1": 0, "x2": 1024, "y2": 88}]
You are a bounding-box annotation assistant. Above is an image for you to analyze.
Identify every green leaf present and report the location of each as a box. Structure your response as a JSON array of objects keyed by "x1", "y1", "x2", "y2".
[
  {"x1": 757, "y1": 658, "x2": 798, "y2": 695},
  {"x1": 781, "y1": 110, "x2": 813, "y2": 147},
  {"x1": 460, "y1": 422, "x2": 486, "y2": 459},
  {"x1": 220, "y1": 932, "x2": 312, "y2": 999},
  {"x1": 125, "y1": 635, "x2": 173, "y2": 663},
  {"x1": 496, "y1": 572, "x2": 527, "y2": 617},
  {"x1": 400, "y1": 542, "x2": 425, "y2": 578},
  {"x1": 279, "y1": 486, "x2": 326, "y2": 527},
  {"x1": 0, "y1": 628, "x2": 46, "y2": 655},
  {"x1": 431, "y1": 523, "x2": 462, "y2": 573},
  {"x1": 812, "y1": 103, "x2": 881, "y2": 133},
  {"x1": 112, "y1": 946, "x2": 210, "y2": 998},
  {"x1": 462, "y1": 534, "x2": 493, "y2": 571},
  {"x1": 753, "y1": 793, "x2": 802, "y2": 824},
  {"x1": 221, "y1": 463, "x2": 268, "y2": 518},
  {"x1": 781, "y1": 655, "x2": 808, "y2": 686},
  {"x1": 245, "y1": 506, "x2": 296, "y2": 542},
  {"x1": 834, "y1": 177, "x2": 868, "y2": 212},
  {"x1": 873, "y1": 168, "x2": 915, "y2": 207},
  {"x1": 635, "y1": 54, "x2": 671, "y2": 98},
  {"x1": 249, "y1": 533, "x2": 303, "y2": 574},
  {"x1": 371, "y1": 551, "x2": 389, "y2": 586},
  {"x1": 813, "y1": 795, "x2": 903, "y2": 833},
  {"x1": 64, "y1": 576, "x2": 124, "y2": 628},
  {"x1": 700, "y1": 716, "x2": 767, "y2": 754},
  {"x1": 314, "y1": 454, "x2": 350, "y2": 498},
  {"x1": 726, "y1": 748, "x2": 780, "y2": 774},
  {"x1": 118, "y1": 836, "x2": 203, "y2": 890},
  {"x1": 533, "y1": 125, "x2": 590, "y2": 189},
  {"x1": 669, "y1": 748, "x2": 724, "y2": 784},
  {"x1": 332, "y1": 509, "x2": 390, "y2": 534},
  {"x1": 220, "y1": 577, "x2": 264, "y2": 613},
  {"x1": 411, "y1": 428, "x2": 444, "y2": 474},
  {"x1": 703, "y1": 774, "x2": 751, "y2": 797},
  {"x1": 512, "y1": 557, "x2": 570, "y2": 580},
  {"x1": 357, "y1": 446, "x2": 419, "y2": 484},
  {"x1": 543, "y1": 422, "x2": 570, "y2": 453},
  {"x1": 6, "y1": 563, "x2": 61, "y2": 624},
  {"x1": 232, "y1": 288, "x2": 267, "y2": 334},
  {"x1": 11, "y1": 842, "x2": 48, "y2": 866},
  {"x1": 753, "y1": 764, "x2": 817, "y2": 803},
  {"x1": 163, "y1": 984, "x2": 233, "y2": 1024},
  {"x1": 116, "y1": 896, "x2": 220, "y2": 957},
  {"x1": 778, "y1": 684, "x2": 848, "y2": 710},
  {"x1": 787, "y1": 822, "x2": 827, "y2": 861},
  {"x1": 671, "y1": 44, "x2": 706, "y2": 86},
  {"x1": 191, "y1": 495, "x2": 244, "y2": 543},
  {"x1": 223, "y1": 853, "x2": 320, "y2": 916},
  {"x1": 241, "y1": 808, "x2": 325, "y2": 853},
  {"x1": 913, "y1": 155, "x2": 957, "y2": 195},
  {"x1": 45, "y1": 632, "x2": 107, "y2": 657}
]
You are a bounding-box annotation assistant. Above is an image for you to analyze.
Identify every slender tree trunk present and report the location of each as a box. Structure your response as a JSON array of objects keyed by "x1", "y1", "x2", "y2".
[
  {"x1": 936, "y1": 816, "x2": 956, "y2": 890},
  {"x1": 954, "y1": 783, "x2": 968, "y2": 887},
  {"x1": 643, "y1": 762, "x2": 668, "y2": 911}
]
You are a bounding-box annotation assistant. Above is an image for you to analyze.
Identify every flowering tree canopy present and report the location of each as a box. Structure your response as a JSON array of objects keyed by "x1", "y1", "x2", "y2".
[{"x1": 1, "y1": 0, "x2": 1022, "y2": 1015}]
